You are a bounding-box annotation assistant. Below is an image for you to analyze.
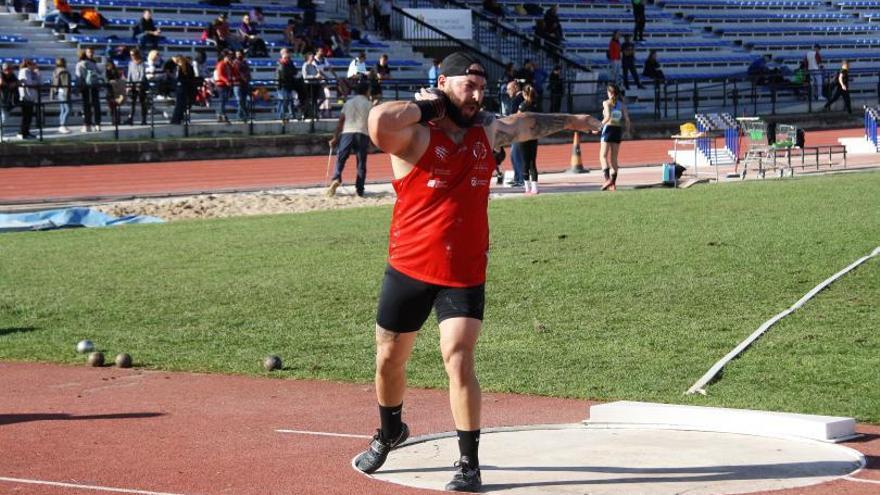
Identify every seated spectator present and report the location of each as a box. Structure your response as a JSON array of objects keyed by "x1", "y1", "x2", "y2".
[
  {"x1": 791, "y1": 60, "x2": 810, "y2": 99},
  {"x1": 375, "y1": 53, "x2": 391, "y2": 81},
  {"x1": 0, "y1": 62, "x2": 19, "y2": 127},
  {"x1": 542, "y1": 5, "x2": 564, "y2": 45},
  {"x1": 482, "y1": 0, "x2": 505, "y2": 17},
  {"x1": 45, "y1": 0, "x2": 80, "y2": 34},
  {"x1": 748, "y1": 54, "x2": 788, "y2": 87},
  {"x1": 284, "y1": 18, "x2": 308, "y2": 53},
  {"x1": 133, "y1": 9, "x2": 161, "y2": 50},
  {"x1": 208, "y1": 13, "x2": 239, "y2": 53},
  {"x1": 334, "y1": 20, "x2": 352, "y2": 55},
  {"x1": 642, "y1": 49, "x2": 665, "y2": 84},
  {"x1": 105, "y1": 44, "x2": 132, "y2": 66},
  {"x1": 347, "y1": 50, "x2": 368, "y2": 79},
  {"x1": 238, "y1": 14, "x2": 268, "y2": 57},
  {"x1": 248, "y1": 6, "x2": 265, "y2": 27}
]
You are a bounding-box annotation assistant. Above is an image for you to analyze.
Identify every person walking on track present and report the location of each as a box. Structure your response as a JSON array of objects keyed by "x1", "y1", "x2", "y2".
[
  {"x1": 599, "y1": 83, "x2": 632, "y2": 191},
  {"x1": 353, "y1": 51, "x2": 601, "y2": 493},
  {"x1": 326, "y1": 82, "x2": 372, "y2": 197}
]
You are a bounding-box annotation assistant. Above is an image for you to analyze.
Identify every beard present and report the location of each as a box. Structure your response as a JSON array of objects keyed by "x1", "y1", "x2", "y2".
[{"x1": 444, "y1": 94, "x2": 480, "y2": 128}]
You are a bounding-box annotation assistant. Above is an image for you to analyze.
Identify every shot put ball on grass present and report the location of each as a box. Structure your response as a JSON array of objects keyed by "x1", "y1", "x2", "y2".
[
  {"x1": 263, "y1": 355, "x2": 282, "y2": 371},
  {"x1": 76, "y1": 339, "x2": 95, "y2": 353},
  {"x1": 115, "y1": 353, "x2": 132, "y2": 368},
  {"x1": 87, "y1": 352, "x2": 105, "y2": 367}
]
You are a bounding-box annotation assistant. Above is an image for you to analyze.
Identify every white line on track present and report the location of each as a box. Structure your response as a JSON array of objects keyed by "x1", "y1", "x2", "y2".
[
  {"x1": 0, "y1": 476, "x2": 186, "y2": 495},
  {"x1": 276, "y1": 429, "x2": 371, "y2": 439},
  {"x1": 845, "y1": 476, "x2": 880, "y2": 485}
]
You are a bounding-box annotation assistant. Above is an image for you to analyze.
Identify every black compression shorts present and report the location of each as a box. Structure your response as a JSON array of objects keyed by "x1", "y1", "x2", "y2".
[{"x1": 376, "y1": 265, "x2": 485, "y2": 333}]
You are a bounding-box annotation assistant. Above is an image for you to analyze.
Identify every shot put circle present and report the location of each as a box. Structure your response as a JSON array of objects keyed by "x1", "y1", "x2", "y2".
[
  {"x1": 115, "y1": 353, "x2": 133, "y2": 368},
  {"x1": 87, "y1": 352, "x2": 105, "y2": 367},
  {"x1": 263, "y1": 355, "x2": 282, "y2": 371}
]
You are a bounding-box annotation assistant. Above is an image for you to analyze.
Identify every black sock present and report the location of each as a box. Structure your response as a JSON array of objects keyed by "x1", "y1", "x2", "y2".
[
  {"x1": 603, "y1": 168, "x2": 611, "y2": 181},
  {"x1": 456, "y1": 429, "x2": 480, "y2": 467},
  {"x1": 379, "y1": 403, "x2": 402, "y2": 441},
  {"x1": 611, "y1": 171, "x2": 618, "y2": 183}
]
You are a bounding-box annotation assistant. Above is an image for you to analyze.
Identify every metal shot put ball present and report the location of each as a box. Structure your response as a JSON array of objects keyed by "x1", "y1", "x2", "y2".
[
  {"x1": 115, "y1": 353, "x2": 133, "y2": 368},
  {"x1": 76, "y1": 339, "x2": 95, "y2": 353},
  {"x1": 87, "y1": 352, "x2": 105, "y2": 367},
  {"x1": 263, "y1": 355, "x2": 282, "y2": 371}
]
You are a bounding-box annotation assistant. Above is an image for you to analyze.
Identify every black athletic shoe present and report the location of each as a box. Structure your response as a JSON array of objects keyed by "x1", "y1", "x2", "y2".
[
  {"x1": 354, "y1": 423, "x2": 409, "y2": 474},
  {"x1": 444, "y1": 456, "x2": 481, "y2": 493}
]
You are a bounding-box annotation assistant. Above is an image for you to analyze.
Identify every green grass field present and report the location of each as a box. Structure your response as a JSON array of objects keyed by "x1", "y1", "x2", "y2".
[{"x1": 2, "y1": 172, "x2": 878, "y2": 422}]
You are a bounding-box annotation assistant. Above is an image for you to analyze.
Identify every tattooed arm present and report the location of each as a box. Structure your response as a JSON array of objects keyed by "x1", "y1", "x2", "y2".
[{"x1": 482, "y1": 111, "x2": 602, "y2": 149}]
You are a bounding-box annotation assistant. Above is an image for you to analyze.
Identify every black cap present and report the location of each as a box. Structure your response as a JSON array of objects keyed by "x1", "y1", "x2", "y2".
[{"x1": 439, "y1": 52, "x2": 486, "y2": 79}]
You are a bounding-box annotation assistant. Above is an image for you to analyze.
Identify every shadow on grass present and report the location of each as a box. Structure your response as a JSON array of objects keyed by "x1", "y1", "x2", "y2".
[
  {"x1": 0, "y1": 412, "x2": 163, "y2": 426},
  {"x1": 0, "y1": 327, "x2": 37, "y2": 337}
]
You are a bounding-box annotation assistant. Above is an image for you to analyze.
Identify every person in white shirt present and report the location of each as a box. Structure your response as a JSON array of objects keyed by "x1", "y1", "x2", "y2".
[
  {"x1": 315, "y1": 51, "x2": 335, "y2": 118},
  {"x1": 326, "y1": 82, "x2": 373, "y2": 197},
  {"x1": 805, "y1": 44, "x2": 824, "y2": 101},
  {"x1": 347, "y1": 51, "x2": 368, "y2": 79}
]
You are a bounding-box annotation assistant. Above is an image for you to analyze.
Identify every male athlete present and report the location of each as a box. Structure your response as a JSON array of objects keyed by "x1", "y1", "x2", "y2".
[{"x1": 354, "y1": 51, "x2": 601, "y2": 492}]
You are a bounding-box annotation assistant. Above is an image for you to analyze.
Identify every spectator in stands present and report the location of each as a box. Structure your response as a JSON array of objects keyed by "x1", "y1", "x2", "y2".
[
  {"x1": 607, "y1": 30, "x2": 622, "y2": 87},
  {"x1": 326, "y1": 81, "x2": 372, "y2": 197},
  {"x1": 299, "y1": 0, "x2": 318, "y2": 27},
  {"x1": 105, "y1": 61, "x2": 126, "y2": 126},
  {"x1": 496, "y1": 62, "x2": 514, "y2": 103},
  {"x1": 805, "y1": 44, "x2": 824, "y2": 101},
  {"x1": 171, "y1": 56, "x2": 197, "y2": 124},
  {"x1": 502, "y1": 80, "x2": 524, "y2": 188},
  {"x1": 214, "y1": 50, "x2": 235, "y2": 123},
  {"x1": 232, "y1": 50, "x2": 251, "y2": 122},
  {"x1": 621, "y1": 34, "x2": 643, "y2": 90},
  {"x1": 0, "y1": 63, "x2": 19, "y2": 128},
  {"x1": 301, "y1": 51, "x2": 322, "y2": 119},
  {"x1": 518, "y1": 84, "x2": 541, "y2": 195},
  {"x1": 335, "y1": 20, "x2": 353, "y2": 55},
  {"x1": 314, "y1": 51, "x2": 334, "y2": 117},
  {"x1": 424, "y1": 58, "x2": 439, "y2": 88},
  {"x1": 145, "y1": 49, "x2": 166, "y2": 98},
  {"x1": 105, "y1": 44, "x2": 131, "y2": 66},
  {"x1": 75, "y1": 47, "x2": 102, "y2": 132},
  {"x1": 378, "y1": 0, "x2": 392, "y2": 39},
  {"x1": 209, "y1": 13, "x2": 238, "y2": 53},
  {"x1": 366, "y1": 67, "x2": 382, "y2": 105},
  {"x1": 823, "y1": 60, "x2": 851, "y2": 114},
  {"x1": 126, "y1": 48, "x2": 148, "y2": 126},
  {"x1": 599, "y1": 83, "x2": 631, "y2": 192},
  {"x1": 284, "y1": 18, "x2": 308, "y2": 54},
  {"x1": 348, "y1": 50, "x2": 368, "y2": 79},
  {"x1": 276, "y1": 48, "x2": 300, "y2": 122},
  {"x1": 348, "y1": 0, "x2": 364, "y2": 28},
  {"x1": 193, "y1": 49, "x2": 207, "y2": 79},
  {"x1": 542, "y1": 6, "x2": 564, "y2": 46},
  {"x1": 482, "y1": 0, "x2": 505, "y2": 18},
  {"x1": 548, "y1": 64, "x2": 563, "y2": 113},
  {"x1": 45, "y1": 0, "x2": 78, "y2": 34},
  {"x1": 50, "y1": 57, "x2": 71, "y2": 134},
  {"x1": 249, "y1": 6, "x2": 265, "y2": 27},
  {"x1": 16, "y1": 58, "x2": 38, "y2": 139},
  {"x1": 239, "y1": 14, "x2": 268, "y2": 57},
  {"x1": 642, "y1": 49, "x2": 664, "y2": 84},
  {"x1": 134, "y1": 10, "x2": 162, "y2": 51},
  {"x1": 791, "y1": 60, "x2": 810, "y2": 99},
  {"x1": 631, "y1": 0, "x2": 646, "y2": 42},
  {"x1": 375, "y1": 53, "x2": 391, "y2": 81},
  {"x1": 514, "y1": 60, "x2": 535, "y2": 87}
]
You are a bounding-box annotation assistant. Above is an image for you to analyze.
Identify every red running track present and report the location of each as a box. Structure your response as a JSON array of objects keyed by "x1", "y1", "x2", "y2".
[{"x1": 0, "y1": 128, "x2": 862, "y2": 203}]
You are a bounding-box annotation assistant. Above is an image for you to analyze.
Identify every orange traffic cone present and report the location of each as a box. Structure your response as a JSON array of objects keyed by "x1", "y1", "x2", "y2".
[{"x1": 569, "y1": 132, "x2": 587, "y2": 174}]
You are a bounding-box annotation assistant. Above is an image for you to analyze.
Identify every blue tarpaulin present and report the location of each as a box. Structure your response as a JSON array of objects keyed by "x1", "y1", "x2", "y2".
[{"x1": 0, "y1": 207, "x2": 164, "y2": 233}]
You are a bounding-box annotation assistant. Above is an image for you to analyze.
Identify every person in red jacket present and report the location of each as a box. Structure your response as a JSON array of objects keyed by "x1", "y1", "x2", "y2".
[
  {"x1": 607, "y1": 30, "x2": 622, "y2": 87},
  {"x1": 213, "y1": 49, "x2": 235, "y2": 123},
  {"x1": 352, "y1": 51, "x2": 601, "y2": 493}
]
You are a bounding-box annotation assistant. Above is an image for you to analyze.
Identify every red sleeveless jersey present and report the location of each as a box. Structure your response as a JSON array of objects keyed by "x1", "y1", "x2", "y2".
[{"x1": 387, "y1": 124, "x2": 496, "y2": 287}]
